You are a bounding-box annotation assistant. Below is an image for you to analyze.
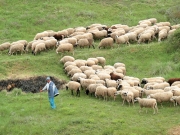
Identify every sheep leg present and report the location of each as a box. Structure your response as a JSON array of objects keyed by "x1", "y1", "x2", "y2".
[{"x1": 71, "y1": 90, "x2": 73, "y2": 95}]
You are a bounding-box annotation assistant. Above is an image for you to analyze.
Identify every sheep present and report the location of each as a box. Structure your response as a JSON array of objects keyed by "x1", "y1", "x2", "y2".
[
  {"x1": 158, "y1": 29, "x2": 168, "y2": 42},
  {"x1": 64, "y1": 65, "x2": 79, "y2": 74},
  {"x1": 87, "y1": 58, "x2": 99, "y2": 65},
  {"x1": 96, "y1": 57, "x2": 106, "y2": 67},
  {"x1": 71, "y1": 73, "x2": 87, "y2": 81},
  {"x1": 34, "y1": 31, "x2": 49, "y2": 40},
  {"x1": 86, "y1": 83, "x2": 103, "y2": 96},
  {"x1": 26, "y1": 40, "x2": 35, "y2": 53},
  {"x1": 107, "y1": 87, "x2": 117, "y2": 101},
  {"x1": 147, "y1": 82, "x2": 170, "y2": 90},
  {"x1": 79, "y1": 66, "x2": 93, "y2": 72},
  {"x1": 65, "y1": 28, "x2": 75, "y2": 36},
  {"x1": 95, "y1": 80, "x2": 106, "y2": 86},
  {"x1": 116, "y1": 79, "x2": 130, "y2": 87},
  {"x1": 95, "y1": 72, "x2": 111, "y2": 81},
  {"x1": 65, "y1": 37, "x2": 78, "y2": 47},
  {"x1": 171, "y1": 88, "x2": 180, "y2": 96},
  {"x1": 56, "y1": 43, "x2": 74, "y2": 55},
  {"x1": 171, "y1": 81, "x2": 180, "y2": 86},
  {"x1": 115, "y1": 35, "x2": 129, "y2": 46},
  {"x1": 66, "y1": 81, "x2": 81, "y2": 96},
  {"x1": 91, "y1": 30, "x2": 107, "y2": 40},
  {"x1": 83, "y1": 69, "x2": 96, "y2": 78},
  {"x1": 105, "y1": 79, "x2": 118, "y2": 88},
  {"x1": 91, "y1": 65, "x2": 103, "y2": 70},
  {"x1": 167, "y1": 78, "x2": 180, "y2": 86},
  {"x1": 44, "y1": 39, "x2": 57, "y2": 50},
  {"x1": 67, "y1": 68, "x2": 82, "y2": 77},
  {"x1": 148, "y1": 18, "x2": 157, "y2": 25},
  {"x1": 110, "y1": 72, "x2": 122, "y2": 81},
  {"x1": 135, "y1": 97, "x2": 158, "y2": 114},
  {"x1": 86, "y1": 59, "x2": 96, "y2": 67},
  {"x1": 117, "y1": 85, "x2": 142, "y2": 99},
  {"x1": 60, "y1": 56, "x2": 75, "y2": 64},
  {"x1": 8, "y1": 43, "x2": 25, "y2": 55},
  {"x1": 147, "y1": 91, "x2": 173, "y2": 107},
  {"x1": 114, "y1": 62, "x2": 125, "y2": 68},
  {"x1": 95, "y1": 85, "x2": 108, "y2": 100},
  {"x1": 74, "y1": 59, "x2": 87, "y2": 68},
  {"x1": 33, "y1": 42, "x2": 46, "y2": 55},
  {"x1": 77, "y1": 77, "x2": 96, "y2": 90},
  {"x1": 98, "y1": 37, "x2": 114, "y2": 49},
  {"x1": 31, "y1": 40, "x2": 44, "y2": 53},
  {"x1": 116, "y1": 90, "x2": 134, "y2": 106},
  {"x1": 77, "y1": 38, "x2": 95, "y2": 49},
  {"x1": 0, "y1": 42, "x2": 11, "y2": 53},
  {"x1": 170, "y1": 96, "x2": 180, "y2": 106},
  {"x1": 164, "y1": 86, "x2": 179, "y2": 92},
  {"x1": 89, "y1": 74, "x2": 100, "y2": 80},
  {"x1": 143, "y1": 89, "x2": 164, "y2": 97},
  {"x1": 64, "y1": 61, "x2": 76, "y2": 69},
  {"x1": 141, "y1": 77, "x2": 165, "y2": 85},
  {"x1": 138, "y1": 33, "x2": 152, "y2": 44},
  {"x1": 125, "y1": 32, "x2": 138, "y2": 43}
]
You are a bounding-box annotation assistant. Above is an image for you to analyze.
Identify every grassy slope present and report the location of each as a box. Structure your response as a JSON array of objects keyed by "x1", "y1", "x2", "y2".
[{"x1": 0, "y1": 0, "x2": 180, "y2": 135}]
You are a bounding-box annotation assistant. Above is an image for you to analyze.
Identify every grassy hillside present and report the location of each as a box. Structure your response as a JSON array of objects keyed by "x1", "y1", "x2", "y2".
[{"x1": 0, "y1": 0, "x2": 180, "y2": 135}]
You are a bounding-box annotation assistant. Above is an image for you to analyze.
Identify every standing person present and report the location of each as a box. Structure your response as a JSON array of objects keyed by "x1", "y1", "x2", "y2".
[{"x1": 40, "y1": 77, "x2": 59, "y2": 109}]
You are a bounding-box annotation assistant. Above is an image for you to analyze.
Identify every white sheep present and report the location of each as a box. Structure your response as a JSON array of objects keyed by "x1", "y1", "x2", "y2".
[
  {"x1": 115, "y1": 35, "x2": 129, "y2": 47},
  {"x1": 98, "y1": 37, "x2": 114, "y2": 49},
  {"x1": 105, "y1": 79, "x2": 118, "y2": 88},
  {"x1": 63, "y1": 61, "x2": 76, "y2": 68},
  {"x1": 170, "y1": 96, "x2": 180, "y2": 106},
  {"x1": 95, "y1": 85, "x2": 108, "y2": 100},
  {"x1": 147, "y1": 82, "x2": 170, "y2": 90},
  {"x1": 56, "y1": 43, "x2": 74, "y2": 55},
  {"x1": 8, "y1": 43, "x2": 25, "y2": 55},
  {"x1": 64, "y1": 65, "x2": 79, "y2": 74},
  {"x1": 34, "y1": 31, "x2": 49, "y2": 40},
  {"x1": 77, "y1": 77, "x2": 96, "y2": 90},
  {"x1": 158, "y1": 29, "x2": 168, "y2": 42},
  {"x1": 86, "y1": 83, "x2": 103, "y2": 96},
  {"x1": 60, "y1": 56, "x2": 75, "y2": 64},
  {"x1": 0, "y1": 42, "x2": 11, "y2": 53},
  {"x1": 135, "y1": 97, "x2": 158, "y2": 114},
  {"x1": 107, "y1": 87, "x2": 117, "y2": 101},
  {"x1": 91, "y1": 65, "x2": 103, "y2": 70},
  {"x1": 79, "y1": 66, "x2": 93, "y2": 72},
  {"x1": 44, "y1": 39, "x2": 57, "y2": 50},
  {"x1": 116, "y1": 90, "x2": 134, "y2": 106},
  {"x1": 66, "y1": 81, "x2": 81, "y2": 96},
  {"x1": 77, "y1": 38, "x2": 95, "y2": 49},
  {"x1": 147, "y1": 91, "x2": 173, "y2": 107},
  {"x1": 171, "y1": 88, "x2": 180, "y2": 96},
  {"x1": 33, "y1": 42, "x2": 46, "y2": 55},
  {"x1": 86, "y1": 59, "x2": 96, "y2": 67},
  {"x1": 83, "y1": 69, "x2": 96, "y2": 78},
  {"x1": 138, "y1": 32, "x2": 152, "y2": 44},
  {"x1": 71, "y1": 72, "x2": 87, "y2": 81},
  {"x1": 74, "y1": 59, "x2": 87, "y2": 68},
  {"x1": 143, "y1": 89, "x2": 164, "y2": 97},
  {"x1": 96, "y1": 57, "x2": 106, "y2": 67},
  {"x1": 89, "y1": 74, "x2": 100, "y2": 80},
  {"x1": 67, "y1": 68, "x2": 82, "y2": 77},
  {"x1": 91, "y1": 30, "x2": 107, "y2": 40}
]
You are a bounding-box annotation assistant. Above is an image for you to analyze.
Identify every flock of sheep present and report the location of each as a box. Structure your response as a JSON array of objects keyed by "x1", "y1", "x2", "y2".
[
  {"x1": 0, "y1": 18, "x2": 180, "y2": 55},
  {"x1": 1, "y1": 18, "x2": 180, "y2": 115},
  {"x1": 61, "y1": 55, "x2": 180, "y2": 114}
]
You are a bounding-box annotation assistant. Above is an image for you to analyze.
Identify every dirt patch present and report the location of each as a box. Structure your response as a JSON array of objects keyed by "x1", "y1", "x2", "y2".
[
  {"x1": 0, "y1": 76, "x2": 67, "y2": 93},
  {"x1": 168, "y1": 125, "x2": 180, "y2": 135}
]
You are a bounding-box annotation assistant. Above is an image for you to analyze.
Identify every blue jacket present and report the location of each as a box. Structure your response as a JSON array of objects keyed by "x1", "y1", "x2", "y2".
[{"x1": 42, "y1": 81, "x2": 58, "y2": 98}]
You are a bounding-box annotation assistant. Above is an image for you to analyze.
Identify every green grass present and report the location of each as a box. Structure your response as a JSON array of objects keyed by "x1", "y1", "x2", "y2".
[{"x1": 0, "y1": 0, "x2": 180, "y2": 134}]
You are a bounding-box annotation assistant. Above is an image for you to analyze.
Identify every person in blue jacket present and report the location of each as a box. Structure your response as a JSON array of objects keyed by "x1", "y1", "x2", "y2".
[{"x1": 40, "y1": 77, "x2": 59, "y2": 109}]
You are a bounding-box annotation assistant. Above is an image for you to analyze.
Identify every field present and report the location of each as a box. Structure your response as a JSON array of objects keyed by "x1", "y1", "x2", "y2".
[{"x1": 0, "y1": 0, "x2": 180, "y2": 135}]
